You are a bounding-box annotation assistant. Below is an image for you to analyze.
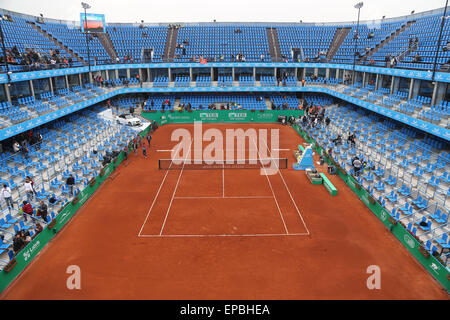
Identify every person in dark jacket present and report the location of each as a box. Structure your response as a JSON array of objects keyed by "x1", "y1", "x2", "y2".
[
  {"x1": 66, "y1": 174, "x2": 75, "y2": 195},
  {"x1": 13, "y1": 233, "x2": 25, "y2": 254},
  {"x1": 37, "y1": 200, "x2": 48, "y2": 223}
]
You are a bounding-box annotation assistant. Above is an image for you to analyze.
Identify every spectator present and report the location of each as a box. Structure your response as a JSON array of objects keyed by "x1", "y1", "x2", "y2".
[
  {"x1": 1, "y1": 184, "x2": 14, "y2": 211},
  {"x1": 123, "y1": 144, "x2": 129, "y2": 161},
  {"x1": 142, "y1": 143, "x2": 148, "y2": 158},
  {"x1": 413, "y1": 53, "x2": 422, "y2": 63},
  {"x1": 13, "y1": 232, "x2": 25, "y2": 254},
  {"x1": 21, "y1": 141, "x2": 30, "y2": 159},
  {"x1": 37, "y1": 200, "x2": 48, "y2": 223},
  {"x1": 35, "y1": 132, "x2": 43, "y2": 150},
  {"x1": 34, "y1": 223, "x2": 43, "y2": 235},
  {"x1": 24, "y1": 177, "x2": 34, "y2": 203},
  {"x1": 21, "y1": 200, "x2": 33, "y2": 222},
  {"x1": 66, "y1": 174, "x2": 75, "y2": 196},
  {"x1": 351, "y1": 156, "x2": 363, "y2": 176},
  {"x1": 13, "y1": 141, "x2": 20, "y2": 153},
  {"x1": 347, "y1": 132, "x2": 356, "y2": 148},
  {"x1": 48, "y1": 194, "x2": 59, "y2": 206},
  {"x1": 332, "y1": 134, "x2": 342, "y2": 145}
]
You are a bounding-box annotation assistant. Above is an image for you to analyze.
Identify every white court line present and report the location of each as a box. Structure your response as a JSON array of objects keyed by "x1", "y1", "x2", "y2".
[
  {"x1": 260, "y1": 137, "x2": 310, "y2": 235},
  {"x1": 138, "y1": 142, "x2": 184, "y2": 236},
  {"x1": 156, "y1": 149, "x2": 173, "y2": 152},
  {"x1": 251, "y1": 138, "x2": 289, "y2": 235},
  {"x1": 222, "y1": 164, "x2": 225, "y2": 198},
  {"x1": 159, "y1": 140, "x2": 193, "y2": 236},
  {"x1": 138, "y1": 233, "x2": 309, "y2": 238},
  {"x1": 273, "y1": 149, "x2": 291, "y2": 151},
  {"x1": 173, "y1": 196, "x2": 273, "y2": 199}
]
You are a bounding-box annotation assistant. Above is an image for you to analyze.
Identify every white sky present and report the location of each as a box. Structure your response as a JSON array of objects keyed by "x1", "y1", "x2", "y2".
[{"x1": 0, "y1": 0, "x2": 446, "y2": 24}]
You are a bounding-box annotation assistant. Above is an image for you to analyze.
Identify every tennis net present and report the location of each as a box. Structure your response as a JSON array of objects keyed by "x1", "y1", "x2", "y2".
[{"x1": 158, "y1": 158, "x2": 288, "y2": 170}]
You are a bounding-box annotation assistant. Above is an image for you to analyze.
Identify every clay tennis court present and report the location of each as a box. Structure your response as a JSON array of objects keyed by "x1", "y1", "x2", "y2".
[{"x1": 1, "y1": 123, "x2": 447, "y2": 299}]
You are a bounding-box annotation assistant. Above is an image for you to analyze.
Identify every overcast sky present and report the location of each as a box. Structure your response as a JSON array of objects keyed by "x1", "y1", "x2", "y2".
[{"x1": 0, "y1": 0, "x2": 446, "y2": 23}]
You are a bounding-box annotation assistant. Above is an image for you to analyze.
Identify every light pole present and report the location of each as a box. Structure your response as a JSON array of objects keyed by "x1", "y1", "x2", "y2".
[
  {"x1": 432, "y1": 1, "x2": 448, "y2": 81},
  {"x1": 81, "y1": 2, "x2": 91, "y2": 73},
  {"x1": 0, "y1": 16, "x2": 10, "y2": 82},
  {"x1": 352, "y1": 2, "x2": 363, "y2": 85}
]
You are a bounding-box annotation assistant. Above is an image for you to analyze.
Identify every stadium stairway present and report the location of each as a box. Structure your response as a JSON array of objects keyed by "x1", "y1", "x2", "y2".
[
  {"x1": 163, "y1": 25, "x2": 179, "y2": 62},
  {"x1": 326, "y1": 27, "x2": 351, "y2": 60},
  {"x1": 28, "y1": 21, "x2": 85, "y2": 64},
  {"x1": 363, "y1": 20, "x2": 416, "y2": 62},
  {"x1": 266, "y1": 27, "x2": 282, "y2": 62},
  {"x1": 97, "y1": 32, "x2": 119, "y2": 61}
]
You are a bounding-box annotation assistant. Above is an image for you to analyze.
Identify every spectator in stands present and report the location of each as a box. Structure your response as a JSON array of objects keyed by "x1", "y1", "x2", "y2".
[
  {"x1": 325, "y1": 116, "x2": 331, "y2": 126},
  {"x1": 137, "y1": 74, "x2": 142, "y2": 87},
  {"x1": 13, "y1": 141, "x2": 20, "y2": 153},
  {"x1": 20, "y1": 142, "x2": 30, "y2": 159},
  {"x1": 413, "y1": 53, "x2": 422, "y2": 63},
  {"x1": 66, "y1": 174, "x2": 75, "y2": 196},
  {"x1": 35, "y1": 132, "x2": 43, "y2": 150},
  {"x1": 48, "y1": 194, "x2": 58, "y2": 206},
  {"x1": 332, "y1": 134, "x2": 342, "y2": 145},
  {"x1": 13, "y1": 232, "x2": 25, "y2": 254},
  {"x1": 21, "y1": 200, "x2": 33, "y2": 222},
  {"x1": 27, "y1": 176, "x2": 37, "y2": 197},
  {"x1": 347, "y1": 132, "x2": 356, "y2": 148},
  {"x1": 24, "y1": 177, "x2": 34, "y2": 203},
  {"x1": 1, "y1": 184, "x2": 14, "y2": 212},
  {"x1": 34, "y1": 223, "x2": 43, "y2": 235},
  {"x1": 351, "y1": 156, "x2": 363, "y2": 176},
  {"x1": 385, "y1": 54, "x2": 391, "y2": 67},
  {"x1": 37, "y1": 200, "x2": 48, "y2": 223},
  {"x1": 123, "y1": 144, "x2": 128, "y2": 161}
]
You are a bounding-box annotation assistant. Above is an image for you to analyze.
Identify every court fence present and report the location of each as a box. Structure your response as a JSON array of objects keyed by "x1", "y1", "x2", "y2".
[{"x1": 141, "y1": 109, "x2": 303, "y2": 124}]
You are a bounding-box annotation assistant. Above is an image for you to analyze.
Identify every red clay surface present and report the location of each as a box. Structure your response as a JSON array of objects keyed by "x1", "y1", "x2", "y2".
[{"x1": 1, "y1": 123, "x2": 448, "y2": 299}]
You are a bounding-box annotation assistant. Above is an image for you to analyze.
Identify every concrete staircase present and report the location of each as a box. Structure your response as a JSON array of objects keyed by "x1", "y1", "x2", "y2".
[
  {"x1": 265, "y1": 97, "x2": 273, "y2": 110},
  {"x1": 163, "y1": 26, "x2": 179, "y2": 62},
  {"x1": 28, "y1": 21, "x2": 85, "y2": 63},
  {"x1": 96, "y1": 32, "x2": 118, "y2": 61},
  {"x1": 327, "y1": 27, "x2": 351, "y2": 60},
  {"x1": 173, "y1": 98, "x2": 181, "y2": 110},
  {"x1": 362, "y1": 20, "x2": 416, "y2": 61},
  {"x1": 266, "y1": 27, "x2": 282, "y2": 61}
]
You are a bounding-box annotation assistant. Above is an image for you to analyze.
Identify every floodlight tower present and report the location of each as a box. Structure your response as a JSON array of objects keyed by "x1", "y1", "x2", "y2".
[
  {"x1": 352, "y1": 2, "x2": 363, "y2": 85},
  {"x1": 0, "y1": 16, "x2": 10, "y2": 83},
  {"x1": 82, "y1": 2, "x2": 91, "y2": 73},
  {"x1": 432, "y1": 0, "x2": 449, "y2": 81}
]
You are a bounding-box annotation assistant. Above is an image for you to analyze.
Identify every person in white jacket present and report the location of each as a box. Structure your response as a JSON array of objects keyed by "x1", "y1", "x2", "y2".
[
  {"x1": 1, "y1": 184, "x2": 14, "y2": 211},
  {"x1": 24, "y1": 178, "x2": 34, "y2": 203}
]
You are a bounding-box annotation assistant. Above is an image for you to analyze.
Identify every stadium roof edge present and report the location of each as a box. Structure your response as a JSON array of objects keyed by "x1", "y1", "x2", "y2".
[{"x1": 0, "y1": 6, "x2": 448, "y2": 28}]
